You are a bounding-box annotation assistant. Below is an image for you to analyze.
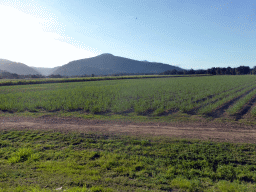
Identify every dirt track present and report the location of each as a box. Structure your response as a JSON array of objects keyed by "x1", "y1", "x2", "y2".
[{"x1": 0, "y1": 116, "x2": 256, "y2": 143}]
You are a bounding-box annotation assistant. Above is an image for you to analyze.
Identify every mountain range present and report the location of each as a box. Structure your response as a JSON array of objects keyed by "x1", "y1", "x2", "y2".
[{"x1": 0, "y1": 54, "x2": 183, "y2": 76}]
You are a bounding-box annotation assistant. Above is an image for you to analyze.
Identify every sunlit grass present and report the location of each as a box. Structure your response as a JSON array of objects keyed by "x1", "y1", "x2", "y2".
[{"x1": 1, "y1": 130, "x2": 256, "y2": 191}]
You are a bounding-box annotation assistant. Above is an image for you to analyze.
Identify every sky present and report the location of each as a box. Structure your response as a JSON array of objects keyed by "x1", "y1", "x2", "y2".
[{"x1": 0, "y1": 0, "x2": 255, "y2": 69}]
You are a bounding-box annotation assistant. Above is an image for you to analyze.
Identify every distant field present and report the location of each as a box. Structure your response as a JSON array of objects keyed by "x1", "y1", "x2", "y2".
[
  {"x1": 0, "y1": 75, "x2": 205, "y2": 86},
  {"x1": 1, "y1": 75, "x2": 256, "y2": 123}
]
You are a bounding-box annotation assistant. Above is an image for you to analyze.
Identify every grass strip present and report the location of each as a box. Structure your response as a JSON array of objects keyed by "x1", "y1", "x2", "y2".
[{"x1": 1, "y1": 130, "x2": 256, "y2": 191}]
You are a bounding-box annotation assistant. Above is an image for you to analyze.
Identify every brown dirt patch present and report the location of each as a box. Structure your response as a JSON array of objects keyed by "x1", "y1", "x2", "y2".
[{"x1": 1, "y1": 116, "x2": 256, "y2": 144}]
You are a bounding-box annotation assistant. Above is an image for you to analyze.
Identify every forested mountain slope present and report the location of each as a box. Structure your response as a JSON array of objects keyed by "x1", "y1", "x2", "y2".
[{"x1": 51, "y1": 53, "x2": 183, "y2": 76}]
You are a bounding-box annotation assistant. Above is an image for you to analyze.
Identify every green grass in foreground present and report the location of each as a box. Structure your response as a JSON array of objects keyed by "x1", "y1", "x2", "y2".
[{"x1": 1, "y1": 130, "x2": 256, "y2": 191}]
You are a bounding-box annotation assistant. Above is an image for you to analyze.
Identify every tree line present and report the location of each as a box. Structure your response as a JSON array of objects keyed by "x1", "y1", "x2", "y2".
[{"x1": 160, "y1": 66, "x2": 256, "y2": 75}]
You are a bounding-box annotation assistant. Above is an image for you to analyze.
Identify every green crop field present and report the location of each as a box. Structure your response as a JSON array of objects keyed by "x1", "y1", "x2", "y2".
[
  {"x1": 0, "y1": 75, "x2": 256, "y2": 124},
  {"x1": 0, "y1": 75, "x2": 200, "y2": 86}
]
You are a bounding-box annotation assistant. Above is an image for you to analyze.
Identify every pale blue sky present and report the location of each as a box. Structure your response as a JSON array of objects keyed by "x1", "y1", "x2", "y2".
[{"x1": 0, "y1": 0, "x2": 255, "y2": 69}]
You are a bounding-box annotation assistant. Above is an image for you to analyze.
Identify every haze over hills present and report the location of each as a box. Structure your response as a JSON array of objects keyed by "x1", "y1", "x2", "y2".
[
  {"x1": 51, "y1": 53, "x2": 183, "y2": 76},
  {"x1": 0, "y1": 59, "x2": 41, "y2": 75},
  {"x1": 0, "y1": 59, "x2": 12, "y2": 65},
  {"x1": 32, "y1": 67, "x2": 60, "y2": 76}
]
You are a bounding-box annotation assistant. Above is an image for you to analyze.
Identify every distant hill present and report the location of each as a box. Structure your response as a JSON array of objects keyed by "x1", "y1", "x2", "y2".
[
  {"x1": 32, "y1": 66, "x2": 60, "y2": 76},
  {"x1": 0, "y1": 59, "x2": 12, "y2": 65},
  {"x1": 0, "y1": 59, "x2": 41, "y2": 75},
  {"x1": 51, "y1": 53, "x2": 183, "y2": 76}
]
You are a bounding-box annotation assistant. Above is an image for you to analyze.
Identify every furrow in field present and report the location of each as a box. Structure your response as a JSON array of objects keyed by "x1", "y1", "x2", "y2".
[
  {"x1": 171, "y1": 83, "x2": 253, "y2": 114},
  {"x1": 191, "y1": 81, "x2": 254, "y2": 105},
  {"x1": 185, "y1": 83, "x2": 256, "y2": 115},
  {"x1": 151, "y1": 80, "x2": 256, "y2": 116},
  {"x1": 249, "y1": 99, "x2": 256, "y2": 117},
  {"x1": 201, "y1": 86, "x2": 256, "y2": 118},
  {"x1": 226, "y1": 88, "x2": 256, "y2": 116},
  {"x1": 233, "y1": 94, "x2": 256, "y2": 121}
]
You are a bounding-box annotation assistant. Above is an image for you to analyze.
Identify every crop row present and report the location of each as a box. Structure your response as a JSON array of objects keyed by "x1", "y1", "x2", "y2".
[
  {"x1": 198, "y1": 84, "x2": 256, "y2": 115},
  {"x1": 178, "y1": 80, "x2": 256, "y2": 113},
  {"x1": 226, "y1": 88, "x2": 256, "y2": 115}
]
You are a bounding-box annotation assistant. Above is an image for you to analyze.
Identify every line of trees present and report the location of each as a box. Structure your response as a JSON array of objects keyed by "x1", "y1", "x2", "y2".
[{"x1": 160, "y1": 66, "x2": 256, "y2": 75}]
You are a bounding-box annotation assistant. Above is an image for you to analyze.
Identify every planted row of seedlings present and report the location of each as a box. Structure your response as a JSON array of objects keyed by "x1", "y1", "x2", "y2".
[
  {"x1": 134, "y1": 76, "x2": 256, "y2": 115},
  {"x1": 178, "y1": 80, "x2": 256, "y2": 114},
  {"x1": 250, "y1": 106, "x2": 256, "y2": 117},
  {"x1": 197, "y1": 84, "x2": 256, "y2": 115}
]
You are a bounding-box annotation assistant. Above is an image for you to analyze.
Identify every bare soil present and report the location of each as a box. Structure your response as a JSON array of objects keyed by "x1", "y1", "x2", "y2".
[{"x1": 1, "y1": 116, "x2": 256, "y2": 144}]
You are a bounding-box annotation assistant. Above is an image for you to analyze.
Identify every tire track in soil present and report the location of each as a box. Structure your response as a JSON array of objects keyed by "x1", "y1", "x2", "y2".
[{"x1": 0, "y1": 116, "x2": 256, "y2": 144}]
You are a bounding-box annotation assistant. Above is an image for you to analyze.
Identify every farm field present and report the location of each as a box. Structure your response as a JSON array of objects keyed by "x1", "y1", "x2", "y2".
[
  {"x1": 0, "y1": 75, "x2": 256, "y2": 125},
  {"x1": 0, "y1": 74, "x2": 203, "y2": 86},
  {"x1": 1, "y1": 75, "x2": 256, "y2": 191}
]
